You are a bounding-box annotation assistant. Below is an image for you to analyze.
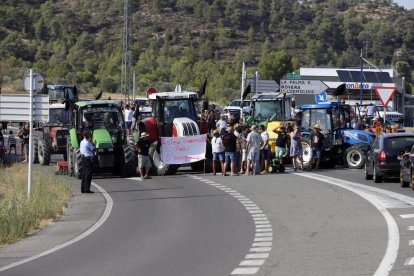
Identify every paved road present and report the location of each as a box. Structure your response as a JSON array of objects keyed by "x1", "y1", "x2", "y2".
[{"x1": 2, "y1": 165, "x2": 414, "y2": 275}]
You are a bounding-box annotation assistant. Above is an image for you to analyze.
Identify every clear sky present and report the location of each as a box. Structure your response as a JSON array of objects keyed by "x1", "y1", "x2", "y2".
[{"x1": 393, "y1": 0, "x2": 414, "y2": 9}]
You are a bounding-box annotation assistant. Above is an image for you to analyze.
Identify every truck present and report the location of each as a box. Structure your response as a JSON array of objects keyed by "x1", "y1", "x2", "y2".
[
  {"x1": 298, "y1": 102, "x2": 376, "y2": 169},
  {"x1": 137, "y1": 90, "x2": 210, "y2": 175},
  {"x1": 66, "y1": 100, "x2": 137, "y2": 178}
]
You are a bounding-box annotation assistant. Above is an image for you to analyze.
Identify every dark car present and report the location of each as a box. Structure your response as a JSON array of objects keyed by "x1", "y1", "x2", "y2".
[
  {"x1": 399, "y1": 144, "x2": 414, "y2": 189},
  {"x1": 365, "y1": 133, "x2": 414, "y2": 183}
]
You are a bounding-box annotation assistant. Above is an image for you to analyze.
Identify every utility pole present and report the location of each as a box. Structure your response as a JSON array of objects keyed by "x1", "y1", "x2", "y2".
[{"x1": 121, "y1": 0, "x2": 133, "y2": 103}]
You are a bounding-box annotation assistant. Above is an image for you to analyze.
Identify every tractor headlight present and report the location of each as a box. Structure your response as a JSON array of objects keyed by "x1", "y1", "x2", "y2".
[
  {"x1": 108, "y1": 148, "x2": 114, "y2": 152},
  {"x1": 97, "y1": 148, "x2": 104, "y2": 153},
  {"x1": 111, "y1": 135, "x2": 117, "y2": 144}
]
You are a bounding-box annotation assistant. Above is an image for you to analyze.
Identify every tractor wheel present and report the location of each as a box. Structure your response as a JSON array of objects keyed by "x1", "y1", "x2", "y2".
[
  {"x1": 38, "y1": 137, "x2": 51, "y2": 165},
  {"x1": 150, "y1": 145, "x2": 179, "y2": 175},
  {"x1": 364, "y1": 162, "x2": 373, "y2": 180},
  {"x1": 33, "y1": 134, "x2": 39, "y2": 164},
  {"x1": 296, "y1": 139, "x2": 312, "y2": 170},
  {"x1": 128, "y1": 134, "x2": 136, "y2": 147},
  {"x1": 344, "y1": 146, "x2": 365, "y2": 169},
  {"x1": 119, "y1": 145, "x2": 138, "y2": 178},
  {"x1": 73, "y1": 148, "x2": 83, "y2": 179}
]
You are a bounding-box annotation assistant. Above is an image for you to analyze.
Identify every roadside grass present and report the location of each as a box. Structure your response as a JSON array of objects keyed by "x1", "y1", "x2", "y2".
[{"x1": 0, "y1": 164, "x2": 72, "y2": 246}]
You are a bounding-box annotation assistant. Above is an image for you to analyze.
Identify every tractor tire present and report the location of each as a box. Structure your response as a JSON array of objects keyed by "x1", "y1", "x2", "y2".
[
  {"x1": 73, "y1": 148, "x2": 83, "y2": 179},
  {"x1": 296, "y1": 139, "x2": 312, "y2": 170},
  {"x1": 128, "y1": 134, "x2": 136, "y2": 147},
  {"x1": 344, "y1": 146, "x2": 365, "y2": 169},
  {"x1": 150, "y1": 146, "x2": 179, "y2": 175},
  {"x1": 38, "y1": 137, "x2": 51, "y2": 166},
  {"x1": 33, "y1": 134, "x2": 39, "y2": 164},
  {"x1": 120, "y1": 145, "x2": 138, "y2": 178}
]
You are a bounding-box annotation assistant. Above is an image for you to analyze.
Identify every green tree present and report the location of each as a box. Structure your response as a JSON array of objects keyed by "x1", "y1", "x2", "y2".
[{"x1": 258, "y1": 50, "x2": 293, "y2": 81}]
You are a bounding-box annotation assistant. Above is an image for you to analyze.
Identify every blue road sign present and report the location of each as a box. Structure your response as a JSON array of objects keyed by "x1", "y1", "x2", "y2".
[{"x1": 315, "y1": 91, "x2": 327, "y2": 104}]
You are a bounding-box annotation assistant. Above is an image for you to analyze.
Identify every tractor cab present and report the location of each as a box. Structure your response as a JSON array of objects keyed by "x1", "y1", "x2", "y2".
[
  {"x1": 247, "y1": 93, "x2": 293, "y2": 126},
  {"x1": 45, "y1": 84, "x2": 78, "y2": 104},
  {"x1": 147, "y1": 92, "x2": 199, "y2": 138}
]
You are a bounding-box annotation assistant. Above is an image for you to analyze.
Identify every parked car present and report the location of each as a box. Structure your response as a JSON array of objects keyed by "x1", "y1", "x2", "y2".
[
  {"x1": 376, "y1": 105, "x2": 404, "y2": 124},
  {"x1": 223, "y1": 100, "x2": 251, "y2": 116},
  {"x1": 399, "y1": 144, "x2": 414, "y2": 188},
  {"x1": 365, "y1": 133, "x2": 414, "y2": 183}
]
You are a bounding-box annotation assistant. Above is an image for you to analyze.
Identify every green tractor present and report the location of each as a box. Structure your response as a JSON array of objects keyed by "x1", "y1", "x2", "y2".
[{"x1": 67, "y1": 100, "x2": 137, "y2": 178}]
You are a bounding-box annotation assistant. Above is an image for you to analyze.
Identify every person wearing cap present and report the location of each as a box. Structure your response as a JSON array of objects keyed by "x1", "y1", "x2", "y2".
[
  {"x1": 80, "y1": 130, "x2": 95, "y2": 193},
  {"x1": 290, "y1": 125, "x2": 304, "y2": 171},
  {"x1": 245, "y1": 125, "x2": 263, "y2": 176},
  {"x1": 211, "y1": 129, "x2": 225, "y2": 176},
  {"x1": 310, "y1": 124, "x2": 325, "y2": 170},
  {"x1": 274, "y1": 126, "x2": 288, "y2": 167},
  {"x1": 259, "y1": 125, "x2": 270, "y2": 174},
  {"x1": 222, "y1": 125, "x2": 238, "y2": 176},
  {"x1": 136, "y1": 132, "x2": 152, "y2": 180}
]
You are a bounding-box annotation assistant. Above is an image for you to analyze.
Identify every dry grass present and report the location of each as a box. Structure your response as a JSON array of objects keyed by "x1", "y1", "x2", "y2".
[{"x1": 0, "y1": 164, "x2": 72, "y2": 246}]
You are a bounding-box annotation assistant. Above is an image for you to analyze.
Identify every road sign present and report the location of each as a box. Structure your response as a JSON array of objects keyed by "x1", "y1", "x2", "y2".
[
  {"x1": 23, "y1": 71, "x2": 44, "y2": 93},
  {"x1": 280, "y1": 79, "x2": 328, "y2": 95},
  {"x1": 146, "y1": 87, "x2": 157, "y2": 98},
  {"x1": 374, "y1": 86, "x2": 397, "y2": 107},
  {"x1": 315, "y1": 91, "x2": 327, "y2": 104},
  {"x1": 0, "y1": 94, "x2": 49, "y2": 122},
  {"x1": 287, "y1": 73, "x2": 301, "y2": 79}
]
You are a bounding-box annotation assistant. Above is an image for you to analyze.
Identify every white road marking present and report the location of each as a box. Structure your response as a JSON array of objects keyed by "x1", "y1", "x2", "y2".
[
  {"x1": 255, "y1": 224, "x2": 272, "y2": 228},
  {"x1": 254, "y1": 220, "x2": 270, "y2": 224},
  {"x1": 254, "y1": 237, "x2": 273, "y2": 242},
  {"x1": 250, "y1": 247, "x2": 272, "y2": 252},
  {"x1": 255, "y1": 232, "x2": 273, "y2": 237},
  {"x1": 127, "y1": 177, "x2": 143, "y2": 181},
  {"x1": 231, "y1": 267, "x2": 260, "y2": 275},
  {"x1": 408, "y1": 226, "x2": 414, "y2": 231},
  {"x1": 400, "y1": 214, "x2": 414, "y2": 219},
  {"x1": 409, "y1": 240, "x2": 414, "y2": 246},
  {"x1": 0, "y1": 182, "x2": 113, "y2": 273},
  {"x1": 252, "y1": 242, "x2": 272, "y2": 247},
  {"x1": 404, "y1": 258, "x2": 414, "y2": 265},
  {"x1": 245, "y1": 253, "x2": 269, "y2": 259},
  {"x1": 240, "y1": 259, "x2": 265, "y2": 266},
  {"x1": 256, "y1": 228, "x2": 273, "y2": 232},
  {"x1": 190, "y1": 175, "x2": 272, "y2": 275},
  {"x1": 295, "y1": 172, "x2": 401, "y2": 276}
]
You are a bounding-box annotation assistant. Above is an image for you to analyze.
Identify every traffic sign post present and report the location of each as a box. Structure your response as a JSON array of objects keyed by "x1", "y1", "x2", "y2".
[
  {"x1": 374, "y1": 86, "x2": 397, "y2": 128},
  {"x1": 22, "y1": 69, "x2": 45, "y2": 198},
  {"x1": 315, "y1": 91, "x2": 327, "y2": 104},
  {"x1": 280, "y1": 79, "x2": 328, "y2": 95}
]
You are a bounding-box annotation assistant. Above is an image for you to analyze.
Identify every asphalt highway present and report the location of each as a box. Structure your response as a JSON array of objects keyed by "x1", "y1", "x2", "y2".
[{"x1": 2, "y1": 165, "x2": 414, "y2": 275}]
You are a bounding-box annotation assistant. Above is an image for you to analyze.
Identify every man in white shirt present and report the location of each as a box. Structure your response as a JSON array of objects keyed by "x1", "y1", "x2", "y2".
[
  {"x1": 124, "y1": 104, "x2": 133, "y2": 135},
  {"x1": 80, "y1": 130, "x2": 95, "y2": 193}
]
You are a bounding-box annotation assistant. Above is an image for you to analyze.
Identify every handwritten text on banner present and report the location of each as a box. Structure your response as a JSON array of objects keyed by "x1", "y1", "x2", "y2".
[{"x1": 161, "y1": 135, "x2": 207, "y2": 164}]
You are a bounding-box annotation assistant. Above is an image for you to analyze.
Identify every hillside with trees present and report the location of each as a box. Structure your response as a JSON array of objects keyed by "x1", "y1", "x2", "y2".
[{"x1": 0, "y1": 0, "x2": 413, "y2": 102}]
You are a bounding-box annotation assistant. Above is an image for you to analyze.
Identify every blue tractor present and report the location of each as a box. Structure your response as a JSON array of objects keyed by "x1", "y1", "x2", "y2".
[{"x1": 298, "y1": 102, "x2": 375, "y2": 169}]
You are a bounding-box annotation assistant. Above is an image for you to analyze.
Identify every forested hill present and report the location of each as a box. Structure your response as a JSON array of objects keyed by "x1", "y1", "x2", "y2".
[{"x1": 0, "y1": 0, "x2": 413, "y2": 102}]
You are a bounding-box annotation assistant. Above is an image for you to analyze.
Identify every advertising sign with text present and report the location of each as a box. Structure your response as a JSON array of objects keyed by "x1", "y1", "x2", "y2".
[{"x1": 161, "y1": 135, "x2": 207, "y2": 164}]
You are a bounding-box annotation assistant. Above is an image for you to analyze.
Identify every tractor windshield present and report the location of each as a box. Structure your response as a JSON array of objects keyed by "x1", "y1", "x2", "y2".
[
  {"x1": 48, "y1": 86, "x2": 77, "y2": 103},
  {"x1": 301, "y1": 109, "x2": 331, "y2": 134},
  {"x1": 82, "y1": 107, "x2": 123, "y2": 130},
  {"x1": 253, "y1": 101, "x2": 282, "y2": 121},
  {"x1": 332, "y1": 106, "x2": 351, "y2": 129},
  {"x1": 49, "y1": 108, "x2": 71, "y2": 125},
  {"x1": 161, "y1": 99, "x2": 197, "y2": 123}
]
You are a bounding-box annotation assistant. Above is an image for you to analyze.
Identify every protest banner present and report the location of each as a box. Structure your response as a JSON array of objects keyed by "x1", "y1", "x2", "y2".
[{"x1": 160, "y1": 135, "x2": 207, "y2": 165}]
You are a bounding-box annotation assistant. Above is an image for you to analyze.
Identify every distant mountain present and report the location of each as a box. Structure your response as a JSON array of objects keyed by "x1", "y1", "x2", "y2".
[{"x1": 0, "y1": 0, "x2": 412, "y2": 101}]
